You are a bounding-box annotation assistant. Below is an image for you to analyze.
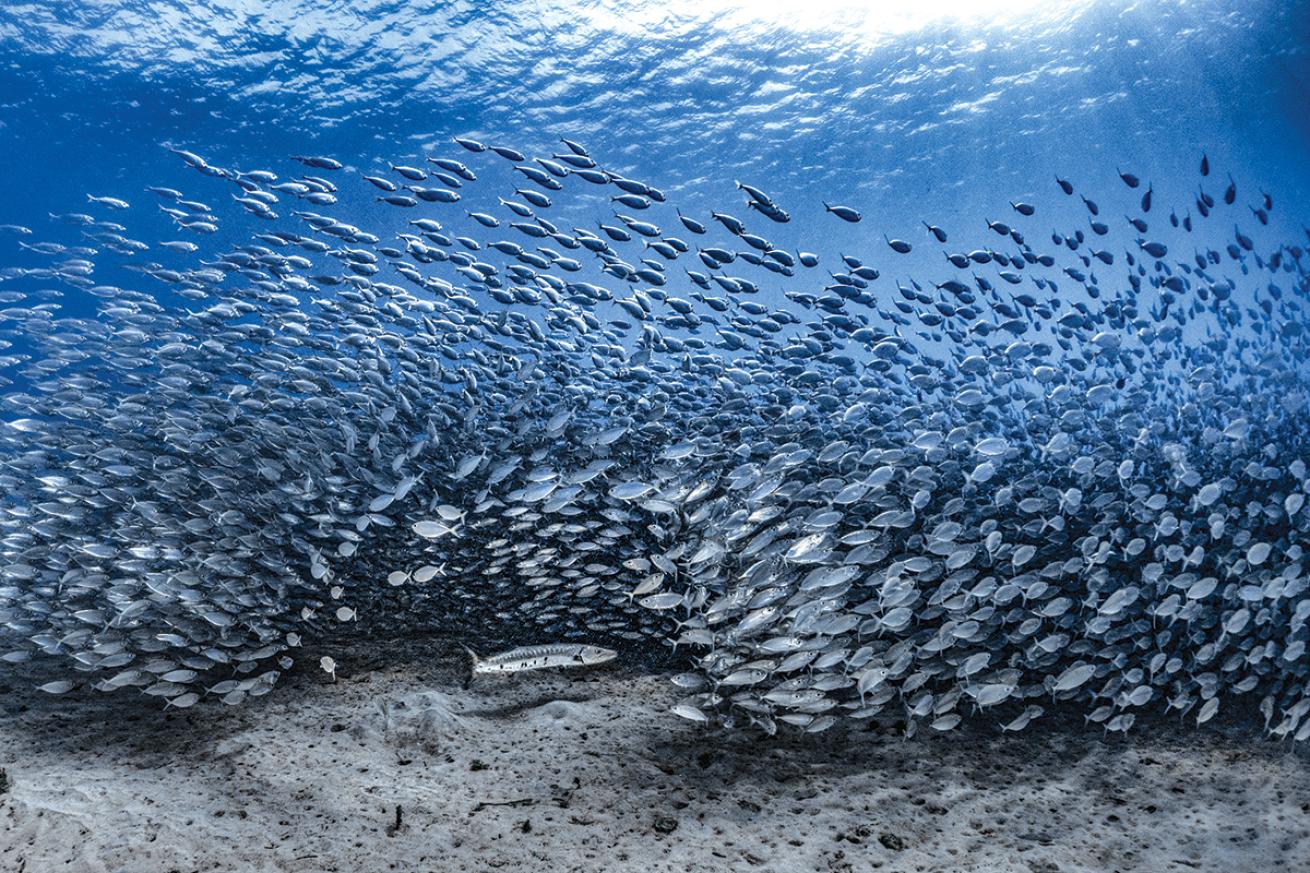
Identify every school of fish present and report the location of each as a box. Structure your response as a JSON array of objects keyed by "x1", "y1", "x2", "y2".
[{"x1": 0, "y1": 138, "x2": 1307, "y2": 741}]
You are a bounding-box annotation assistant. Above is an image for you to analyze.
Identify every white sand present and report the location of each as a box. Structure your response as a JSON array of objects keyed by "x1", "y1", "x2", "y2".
[{"x1": 2, "y1": 638, "x2": 1307, "y2": 873}]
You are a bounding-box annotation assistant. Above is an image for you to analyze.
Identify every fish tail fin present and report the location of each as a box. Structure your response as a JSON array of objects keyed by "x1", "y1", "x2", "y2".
[
  {"x1": 461, "y1": 645, "x2": 479, "y2": 689},
  {"x1": 823, "y1": 201, "x2": 831, "y2": 211}
]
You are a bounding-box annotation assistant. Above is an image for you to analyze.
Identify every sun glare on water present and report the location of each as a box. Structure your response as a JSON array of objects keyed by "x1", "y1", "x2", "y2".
[{"x1": 593, "y1": 0, "x2": 1095, "y2": 37}]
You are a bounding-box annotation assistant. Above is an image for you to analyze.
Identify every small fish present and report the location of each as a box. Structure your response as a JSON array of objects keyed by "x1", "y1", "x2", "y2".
[
  {"x1": 87, "y1": 194, "x2": 130, "y2": 209},
  {"x1": 294, "y1": 155, "x2": 343, "y2": 170},
  {"x1": 823, "y1": 201, "x2": 861, "y2": 222}
]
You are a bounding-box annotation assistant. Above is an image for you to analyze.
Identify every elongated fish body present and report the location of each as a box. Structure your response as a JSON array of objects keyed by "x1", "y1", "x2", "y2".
[{"x1": 465, "y1": 644, "x2": 617, "y2": 675}]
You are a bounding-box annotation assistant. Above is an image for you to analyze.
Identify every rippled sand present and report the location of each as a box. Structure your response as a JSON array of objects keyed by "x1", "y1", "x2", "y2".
[{"x1": 2, "y1": 638, "x2": 1307, "y2": 873}]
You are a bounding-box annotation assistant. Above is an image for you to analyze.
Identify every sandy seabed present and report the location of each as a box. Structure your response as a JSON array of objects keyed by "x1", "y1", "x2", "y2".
[{"x1": 1, "y1": 637, "x2": 1307, "y2": 873}]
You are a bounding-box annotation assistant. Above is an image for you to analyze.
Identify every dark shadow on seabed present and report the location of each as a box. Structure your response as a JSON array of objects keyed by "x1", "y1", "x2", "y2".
[{"x1": 1, "y1": 630, "x2": 1304, "y2": 776}]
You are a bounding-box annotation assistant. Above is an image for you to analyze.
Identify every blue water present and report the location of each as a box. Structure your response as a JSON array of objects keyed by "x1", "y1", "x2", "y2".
[{"x1": 1, "y1": 0, "x2": 1308, "y2": 287}]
